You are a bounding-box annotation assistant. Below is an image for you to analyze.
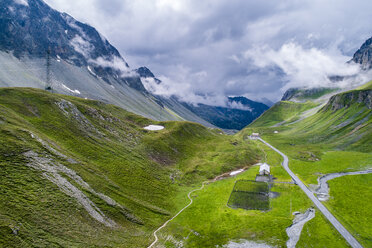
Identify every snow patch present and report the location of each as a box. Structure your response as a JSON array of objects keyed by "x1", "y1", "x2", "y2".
[
  {"x1": 87, "y1": 66, "x2": 97, "y2": 77},
  {"x1": 144, "y1": 125, "x2": 164, "y2": 131},
  {"x1": 230, "y1": 169, "x2": 244, "y2": 176},
  {"x1": 61, "y1": 84, "x2": 81, "y2": 94},
  {"x1": 13, "y1": 0, "x2": 28, "y2": 6}
]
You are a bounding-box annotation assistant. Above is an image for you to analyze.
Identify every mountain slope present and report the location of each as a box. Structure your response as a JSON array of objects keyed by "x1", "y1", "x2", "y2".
[
  {"x1": 242, "y1": 84, "x2": 372, "y2": 247},
  {"x1": 249, "y1": 101, "x2": 318, "y2": 128},
  {"x1": 0, "y1": 0, "x2": 215, "y2": 127},
  {"x1": 248, "y1": 86, "x2": 371, "y2": 151},
  {"x1": 182, "y1": 97, "x2": 269, "y2": 130},
  {"x1": 0, "y1": 0, "x2": 145, "y2": 91},
  {"x1": 0, "y1": 87, "x2": 261, "y2": 247}
]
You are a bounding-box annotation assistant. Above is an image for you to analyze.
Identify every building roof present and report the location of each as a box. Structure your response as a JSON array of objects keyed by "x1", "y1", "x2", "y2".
[{"x1": 259, "y1": 163, "x2": 270, "y2": 173}]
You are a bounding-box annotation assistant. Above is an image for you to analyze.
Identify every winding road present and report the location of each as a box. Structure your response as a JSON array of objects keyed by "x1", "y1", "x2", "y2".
[
  {"x1": 258, "y1": 137, "x2": 363, "y2": 248},
  {"x1": 148, "y1": 181, "x2": 208, "y2": 248}
]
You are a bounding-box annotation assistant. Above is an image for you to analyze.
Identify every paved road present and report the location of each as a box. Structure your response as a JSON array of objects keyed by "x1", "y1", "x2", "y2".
[{"x1": 258, "y1": 138, "x2": 363, "y2": 248}]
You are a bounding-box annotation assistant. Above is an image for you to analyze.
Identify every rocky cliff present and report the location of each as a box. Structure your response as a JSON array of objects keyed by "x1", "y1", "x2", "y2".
[
  {"x1": 323, "y1": 89, "x2": 372, "y2": 111},
  {"x1": 351, "y1": 36, "x2": 372, "y2": 70}
]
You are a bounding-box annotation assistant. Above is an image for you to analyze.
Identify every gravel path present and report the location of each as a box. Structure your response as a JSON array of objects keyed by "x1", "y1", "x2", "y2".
[
  {"x1": 258, "y1": 138, "x2": 363, "y2": 248},
  {"x1": 147, "y1": 181, "x2": 208, "y2": 248}
]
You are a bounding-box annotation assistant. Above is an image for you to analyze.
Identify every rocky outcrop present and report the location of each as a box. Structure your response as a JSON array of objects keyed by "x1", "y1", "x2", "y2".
[
  {"x1": 281, "y1": 87, "x2": 337, "y2": 101},
  {"x1": 281, "y1": 88, "x2": 300, "y2": 101},
  {"x1": 323, "y1": 89, "x2": 372, "y2": 111},
  {"x1": 136, "y1": 66, "x2": 161, "y2": 84},
  {"x1": 351, "y1": 36, "x2": 372, "y2": 70}
]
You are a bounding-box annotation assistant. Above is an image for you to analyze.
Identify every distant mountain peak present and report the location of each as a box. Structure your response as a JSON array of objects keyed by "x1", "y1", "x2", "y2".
[
  {"x1": 136, "y1": 66, "x2": 162, "y2": 84},
  {"x1": 351, "y1": 36, "x2": 372, "y2": 70},
  {"x1": 136, "y1": 67, "x2": 155, "y2": 78}
]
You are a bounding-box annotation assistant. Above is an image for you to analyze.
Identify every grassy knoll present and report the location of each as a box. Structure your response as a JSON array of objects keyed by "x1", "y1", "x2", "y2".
[
  {"x1": 0, "y1": 87, "x2": 261, "y2": 247},
  {"x1": 243, "y1": 87, "x2": 372, "y2": 246},
  {"x1": 158, "y1": 166, "x2": 347, "y2": 247}
]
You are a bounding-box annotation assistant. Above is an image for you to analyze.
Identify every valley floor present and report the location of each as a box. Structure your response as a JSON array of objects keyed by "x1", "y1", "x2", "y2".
[{"x1": 152, "y1": 140, "x2": 349, "y2": 248}]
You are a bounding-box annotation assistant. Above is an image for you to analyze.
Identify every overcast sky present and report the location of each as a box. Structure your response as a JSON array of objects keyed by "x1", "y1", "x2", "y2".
[{"x1": 44, "y1": 0, "x2": 372, "y2": 104}]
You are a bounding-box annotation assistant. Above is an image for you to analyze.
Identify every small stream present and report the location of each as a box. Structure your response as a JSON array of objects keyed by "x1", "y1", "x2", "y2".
[
  {"x1": 286, "y1": 208, "x2": 315, "y2": 248},
  {"x1": 314, "y1": 169, "x2": 372, "y2": 201}
]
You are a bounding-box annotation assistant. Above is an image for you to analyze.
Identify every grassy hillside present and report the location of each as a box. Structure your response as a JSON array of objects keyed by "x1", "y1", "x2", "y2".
[
  {"x1": 1, "y1": 86, "x2": 370, "y2": 247},
  {"x1": 249, "y1": 101, "x2": 318, "y2": 127},
  {"x1": 0, "y1": 87, "x2": 261, "y2": 247},
  {"x1": 243, "y1": 87, "x2": 372, "y2": 246}
]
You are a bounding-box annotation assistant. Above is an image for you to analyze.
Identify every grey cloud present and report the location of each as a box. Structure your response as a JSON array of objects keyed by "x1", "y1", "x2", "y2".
[
  {"x1": 44, "y1": 0, "x2": 372, "y2": 104},
  {"x1": 93, "y1": 0, "x2": 125, "y2": 17}
]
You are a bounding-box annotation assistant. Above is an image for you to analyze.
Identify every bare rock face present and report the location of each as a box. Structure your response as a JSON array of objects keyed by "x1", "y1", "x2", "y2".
[
  {"x1": 0, "y1": 0, "x2": 147, "y2": 92},
  {"x1": 351, "y1": 36, "x2": 372, "y2": 70},
  {"x1": 324, "y1": 89, "x2": 372, "y2": 111}
]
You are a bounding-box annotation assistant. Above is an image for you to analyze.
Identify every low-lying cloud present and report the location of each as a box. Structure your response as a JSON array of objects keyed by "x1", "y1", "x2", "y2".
[
  {"x1": 89, "y1": 56, "x2": 136, "y2": 77},
  {"x1": 142, "y1": 68, "x2": 228, "y2": 106},
  {"x1": 70, "y1": 35, "x2": 94, "y2": 58},
  {"x1": 244, "y1": 42, "x2": 362, "y2": 91}
]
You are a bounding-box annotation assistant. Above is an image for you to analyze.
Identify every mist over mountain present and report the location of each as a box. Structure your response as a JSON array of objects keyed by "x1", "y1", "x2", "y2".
[{"x1": 138, "y1": 66, "x2": 269, "y2": 129}]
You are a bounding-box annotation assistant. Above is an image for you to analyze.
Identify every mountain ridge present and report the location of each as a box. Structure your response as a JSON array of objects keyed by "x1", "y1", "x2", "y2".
[
  {"x1": 0, "y1": 0, "x2": 219, "y2": 127},
  {"x1": 0, "y1": 0, "x2": 147, "y2": 92}
]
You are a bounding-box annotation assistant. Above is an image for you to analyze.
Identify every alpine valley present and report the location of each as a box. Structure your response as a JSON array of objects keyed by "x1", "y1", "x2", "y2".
[{"x1": 0, "y1": 0, "x2": 371, "y2": 248}]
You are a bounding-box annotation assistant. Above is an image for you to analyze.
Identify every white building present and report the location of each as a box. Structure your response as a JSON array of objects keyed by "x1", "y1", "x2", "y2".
[
  {"x1": 259, "y1": 163, "x2": 270, "y2": 175},
  {"x1": 250, "y1": 133, "x2": 260, "y2": 139}
]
